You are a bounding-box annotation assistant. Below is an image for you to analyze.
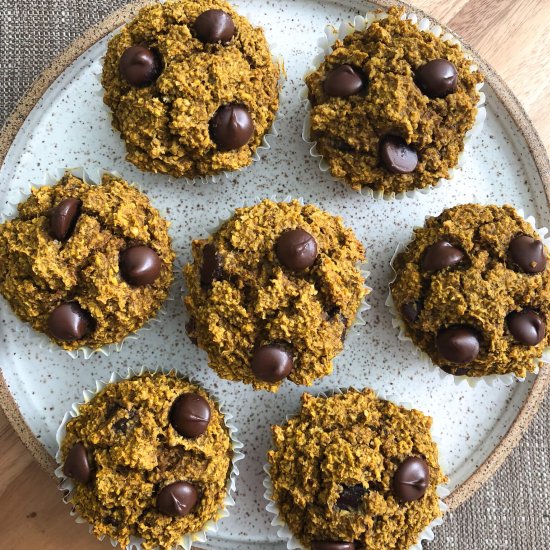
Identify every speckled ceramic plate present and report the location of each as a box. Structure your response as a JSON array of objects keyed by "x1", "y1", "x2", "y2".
[{"x1": 0, "y1": 1, "x2": 549, "y2": 549}]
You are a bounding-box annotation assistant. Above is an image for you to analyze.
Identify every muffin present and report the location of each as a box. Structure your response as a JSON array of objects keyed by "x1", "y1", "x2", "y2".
[
  {"x1": 0, "y1": 172, "x2": 174, "y2": 351},
  {"x1": 267, "y1": 389, "x2": 446, "y2": 549},
  {"x1": 184, "y1": 199, "x2": 368, "y2": 391},
  {"x1": 305, "y1": 7, "x2": 483, "y2": 194},
  {"x1": 390, "y1": 204, "x2": 550, "y2": 378},
  {"x1": 59, "y1": 372, "x2": 234, "y2": 550},
  {"x1": 102, "y1": 0, "x2": 280, "y2": 178}
]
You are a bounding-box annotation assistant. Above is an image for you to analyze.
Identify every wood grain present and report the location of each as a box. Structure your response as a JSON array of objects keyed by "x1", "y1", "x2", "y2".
[{"x1": 0, "y1": 0, "x2": 549, "y2": 548}]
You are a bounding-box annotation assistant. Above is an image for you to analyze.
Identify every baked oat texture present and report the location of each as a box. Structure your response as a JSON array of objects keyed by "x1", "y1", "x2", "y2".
[
  {"x1": 102, "y1": 0, "x2": 280, "y2": 178},
  {"x1": 305, "y1": 7, "x2": 482, "y2": 194},
  {"x1": 61, "y1": 373, "x2": 233, "y2": 550},
  {"x1": 183, "y1": 199, "x2": 367, "y2": 391},
  {"x1": 390, "y1": 203, "x2": 550, "y2": 377},
  {"x1": 268, "y1": 389, "x2": 445, "y2": 549},
  {"x1": 0, "y1": 172, "x2": 174, "y2": 350}
]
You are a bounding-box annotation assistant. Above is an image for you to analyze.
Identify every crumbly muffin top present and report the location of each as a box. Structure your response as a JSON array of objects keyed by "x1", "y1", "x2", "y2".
[
  {"x1": 305, "y1": 7, "x2": 482, "y2": 194},
  {"x1": 0, "y1": 173, "x2": 174, "y2": 350},
  {"x1": 268, "y1": 389, "x2": 445, "y2": 549},
  {"x1": 60, "y1": 373, "x2": 233, "y2": 550},
  {"x1": 102, "y1": 0, "x2": 280, "y2": 178},
  {"x1": 184, "y1": 199, "x2": 367, "y2": 391},
  {"x1": 390, "y1": 204, "x2": 550, "y2": 378}
]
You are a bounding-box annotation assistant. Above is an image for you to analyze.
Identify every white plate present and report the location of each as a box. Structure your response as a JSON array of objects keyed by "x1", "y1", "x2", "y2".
[{"x1": 0, "y1": 1, "x2": 549, "y2": 549}]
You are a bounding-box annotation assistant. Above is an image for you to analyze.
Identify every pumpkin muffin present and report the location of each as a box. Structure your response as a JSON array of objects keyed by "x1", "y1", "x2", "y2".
[
  {"x1": 390, "y1": 204, "x2": 550, "y2": 378},
  {"x1": 0, "y1": 172, "x2": 174, "y2": 351},
  {"x1": 267, "y1": 389, "x2": 446, "y2": 549},
  {"x1": 102, "y1": 0, "x2": 280, "y2": 178},
  {"x1": 184, "y1": 199, "x2": 368, "y2": 391},
  {"x1": 59, "y1": 372, "x2": 234, "y2": 550},
  {"x1": 305, "y1": 7, "x2": 483, "y2": 194}
]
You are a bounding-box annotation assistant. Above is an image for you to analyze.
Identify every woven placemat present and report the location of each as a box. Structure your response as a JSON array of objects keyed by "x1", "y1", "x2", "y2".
[{"x1": 0, "y1": 1, "x2": 549, "y2": 548}]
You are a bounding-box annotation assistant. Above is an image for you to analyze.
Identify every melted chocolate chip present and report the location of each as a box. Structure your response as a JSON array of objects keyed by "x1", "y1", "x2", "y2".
[
  {"x1": 275, "y1": 228, "x2": 318, "y2": 271},
  {"x1": 509, "y1": 235, "x2": 547, "y2": 273},
  {"x1": 415, "y1": 59, "x2": 458, "y2": 98},
  {"x1": 251, "y1": 344, "x2": 293, "y2": 383},
  {"x1": 195, "y1": 9, "x2": 235, "y2": 44},
  {"x1": 50, "y1": 197, "x2": 82, "y2": 241},
  {"x1": 119, "y1": 45, "x2": 161, "y2": 87},
  {"x1": 323, "y1": 64, "x2": 366, "y2": 97},
  {"x1": 311, "y1": 543, "x2": 355, "y2": 550},
  {"x1": 392, "y1": 457, "x2": 430, "y2": 502},
  {"x1": 421, "y1": 240, "x2": 465, "y2": 272},
  {"x1": 157, "y1": 481, "x2": 199, "y2": 517},
  {"x1": 402, "y1": 302, "x2": 420, "y2": 323},
  {"x1": 185, "y1": 318, "x2": 198, "y2": 345},
  {"x1": 170, "y1": 393, "x2": 211, "y2": 438},
  {"x1": 209, "y1": 104, "x2": 254, "y2": 151},
  {"x1": 379, "y1": 135, "x2": 418, "y2": 174},
  {"x1": 336, "y1": 484, "x2": 367, "y2": 511},
  {"x1": 200, "y1": 243, "x2": 224, "y2": 288},
  {"x1": 119, "y1": 246, "x2": 162, "y2": 286},
  {"x1": 48, "y1": 302, "x2": 92, "y2": 341},
  {"x1": 440, "y1": 365, "x2": 470, "y2": 376},
  {"x1": 506, "y1": 309, "x2": 546, "y2": 346},
  {"x1": 436, "y1": 326, "x2": 480, "y2": 364},
  {"x1": 63, "y1": 442, "x2": 92, "y2": 484}
]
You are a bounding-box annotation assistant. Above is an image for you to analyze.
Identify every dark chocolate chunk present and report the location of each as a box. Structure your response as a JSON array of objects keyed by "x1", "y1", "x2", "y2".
[
  {"x1": 415, "y1": 59, "x2": 458, "y2": 98},
  {"x1": 63, "y1": 442, "x2": 92, "y2": 484},
  {"x1": 392, "y1": 456, "x2": 430, "y2": 502},
  {"x1": 209, "y1": 104, "x2": 254, "y2": 151},
  {"x1": 323, "y1": 64, "x2": 365, "y2": 97},
  {"x1": 436, "y1": 326, "x2": 480, "y2": 364},
  {"x1": 379, "y1": 135, "x2": 418, "y2": 174},
  {"x1": 200, "y1": 243, "x2": 224, "y2": 288},
  {"x1": 119, "y1": 246, "x2": 161, "y2": 286},
  {"x1": 170, "y1": 393, "x2": 211, "y2": 438},
  {"x1": 509, "y1": 235, "x2": 547, "y2": 273},
  {"x1": 421, "y1": 240, "x2": 465, "y2": 272},
  {"x1": 48, "y1": 302, "x2": 92, "y2": 341},
  {"x1": 50, "y1": 197, "x2": 82, "y2": 241},
  {"x1": 402, "y1": 302, "x2": 420, "y2": 323},
  {"x1": 506, "y1": 309, "x2": 546, "y2": 346},
  {"x1": 119, "y1": 45, "x2": 161, "y2": 87},
  {"x1": 157, "y1": 481, "x2": 198, "y2": 517},
  {"x1": 275, "y1": 228, "x2": 318, "y2": 271},
  {"x1": 251, "y1": 344, "x2": 293, "y2": 383},
  {"x1": 311, "y1": 543, "x2": 355, "y2": 550},
  {"x1": 336, "y1": 484, "x2": 367, "y2": 511},
  {"x1": 195, "y1": 9, "x2": 235, "y2": 44}
]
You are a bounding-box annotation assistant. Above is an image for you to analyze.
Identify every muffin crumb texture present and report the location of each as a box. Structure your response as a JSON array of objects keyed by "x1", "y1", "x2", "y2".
[
  {"x1": 268, "y1": 389, "x2": 445, "y2": 549},
  {"x1": 102, "y1": 0, "x2": 280, "y2": 178},
  {"x1": 184, "y1": 199, "x2": 367, "y2": 391},
  {"x1": 305, "y1": 7, "x2": 482, "y2": 194},
  {"x1": 60, "y1": 373, "x2": 233, "y2": 550},
  {"x1": 391, "y1": 203, "x2": 550, "y2": 377}
]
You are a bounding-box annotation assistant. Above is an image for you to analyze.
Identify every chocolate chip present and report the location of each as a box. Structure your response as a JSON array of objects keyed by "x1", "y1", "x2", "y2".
[
  {"x1": 170, "y1": 393, "x2": 211, "y2": 438},
  {"x1": 436, "y1": 326, "x2": 480, "y2": 364},
  {"x1": 209, "y1": 104, "x2": 254, "y2": 151},
  {"x1": 119, "y1": 45, "x2": 161, "y2": 87},
  {"x1": 336, "y1": 484, "x2": 367, "y2": 511},
  {"x1": 48, "y1": 302, "x2": 92, "y2": 341},
  {"x1": 509, "y1": 235, "x2": 547, "y2": 273},
  {"x1": 119, "y1": 246, "x2": 162, "y2": 286},
  {"x1": 415, "y1": 59, "x2": 458, "y2": 98},
  {"x1": 195, "y1": 9, "x2": 235, "y2": 44},
  {"x1": 506, "y1": 309, "x2": 546, "y2": 346},
  {"x1": 50, "y1": 197, "x2": 82, "y2": 241},
  {"x1": 323, "y1": 64, "x2": 366, "y2": 97},
  {"x1": 157, "y1": 481, "x2": 199, "y2": 517},
  {"x1": 63, "y1": 442, "x2": 92, "y2": 484},
  {"x1": 103, "y1": 515, "x2": 119, "y2": 526},
  {"x1": 440, "y1": 365, "x2": 470, "y2": 376},
  {"x1": 275, "y1": 228, "x2": 318, "y2": 271},
  {"x1": 185, "y1": 318, "x2": 198, "y2": 345},
  {"x1": 200, "y1": 243, "x2": 224, "y2": 288},
  {"x1": 379, "y1": 135, "x2": 418, "y2": 174},
  {"x1": 251, "y1": 344, "x2": 293, "y2": 382},
  {"x1": 421, "y1": 240, "x2": 465, "y2": 272},
  {"x1": 392, "y1": 457, "x2": 430, "y2": 503},
  {"x1": 311, "y1": 543, "x2": 355, "y2": 550},
  {"x1": 402, "y1": 302, "x2": 420, "y2": 323}
]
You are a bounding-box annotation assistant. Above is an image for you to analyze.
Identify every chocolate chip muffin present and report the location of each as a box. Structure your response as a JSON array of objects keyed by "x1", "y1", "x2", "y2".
[
  {"x1": 267, "y1": 389, "x2": 445, "y2": 549},
  {"x1": 102, "y1": 0, "x2": 280, "y2": 178},
  {"x1": 184, "y1": 199, "x2": 367, "y2": 391},
  {"x1": 305, "y1": 7, "x2": 483, "y2": 194},
  {"x1": 390, "y1": 204, "x2": 550, "y2": 378},
  {"x1": 0, "y1": 172, "x2": 174, "y2": 351},
  {"x1": 59, "y1": 372, "x2": 234, "y2": 550}
]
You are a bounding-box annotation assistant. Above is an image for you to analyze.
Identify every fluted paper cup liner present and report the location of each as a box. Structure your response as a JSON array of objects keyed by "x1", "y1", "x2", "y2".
[
  {"x1": 263, "y1": 387, "x2": 449, "y2": 550},
  {"x1": 5, "y1": 166, "x2": 175, "y2": 359},
  {"x1": 55, "y1": 366, "x2": 244, "y2": 550},
  {"x1": 386, "y1": 207, "x2": 550, "y2": 388},
  {"x1": 301, "y1": 10, "x2": 486, "y2": 200}
]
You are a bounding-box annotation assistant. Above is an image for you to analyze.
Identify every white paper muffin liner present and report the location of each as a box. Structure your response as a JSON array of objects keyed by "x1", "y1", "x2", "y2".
[
  {"x1": 263, "y1": 386, "x2": 449, "y2": 550},
  {"x1": 4, "y1": 166, "x2": 175, "y2": 359},
  {"x1": 301, "y1": 10, "x2": 486, "y2": 200},
  {"x1": 54, "y1": 365, "x2": 244, "y2": 550},
  {"x1": 386, "y1": 206, "x2": 550, "y2": 388}
]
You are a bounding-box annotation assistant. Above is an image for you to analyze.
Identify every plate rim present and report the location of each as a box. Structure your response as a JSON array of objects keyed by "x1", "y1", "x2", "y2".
[{"x1": 0, "y1": 0, "x2": 549, "y2": 516}]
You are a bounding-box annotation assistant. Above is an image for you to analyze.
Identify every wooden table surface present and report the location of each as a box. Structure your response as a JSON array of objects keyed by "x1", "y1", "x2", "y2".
[{"x1": 1, "y1": 0, "x2": 549, "y2": 548}]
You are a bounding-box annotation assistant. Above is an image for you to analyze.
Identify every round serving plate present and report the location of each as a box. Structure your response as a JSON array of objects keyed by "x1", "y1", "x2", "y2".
[{"x1": 0, "y1": 0, "x2": 549, "y2": 548}]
